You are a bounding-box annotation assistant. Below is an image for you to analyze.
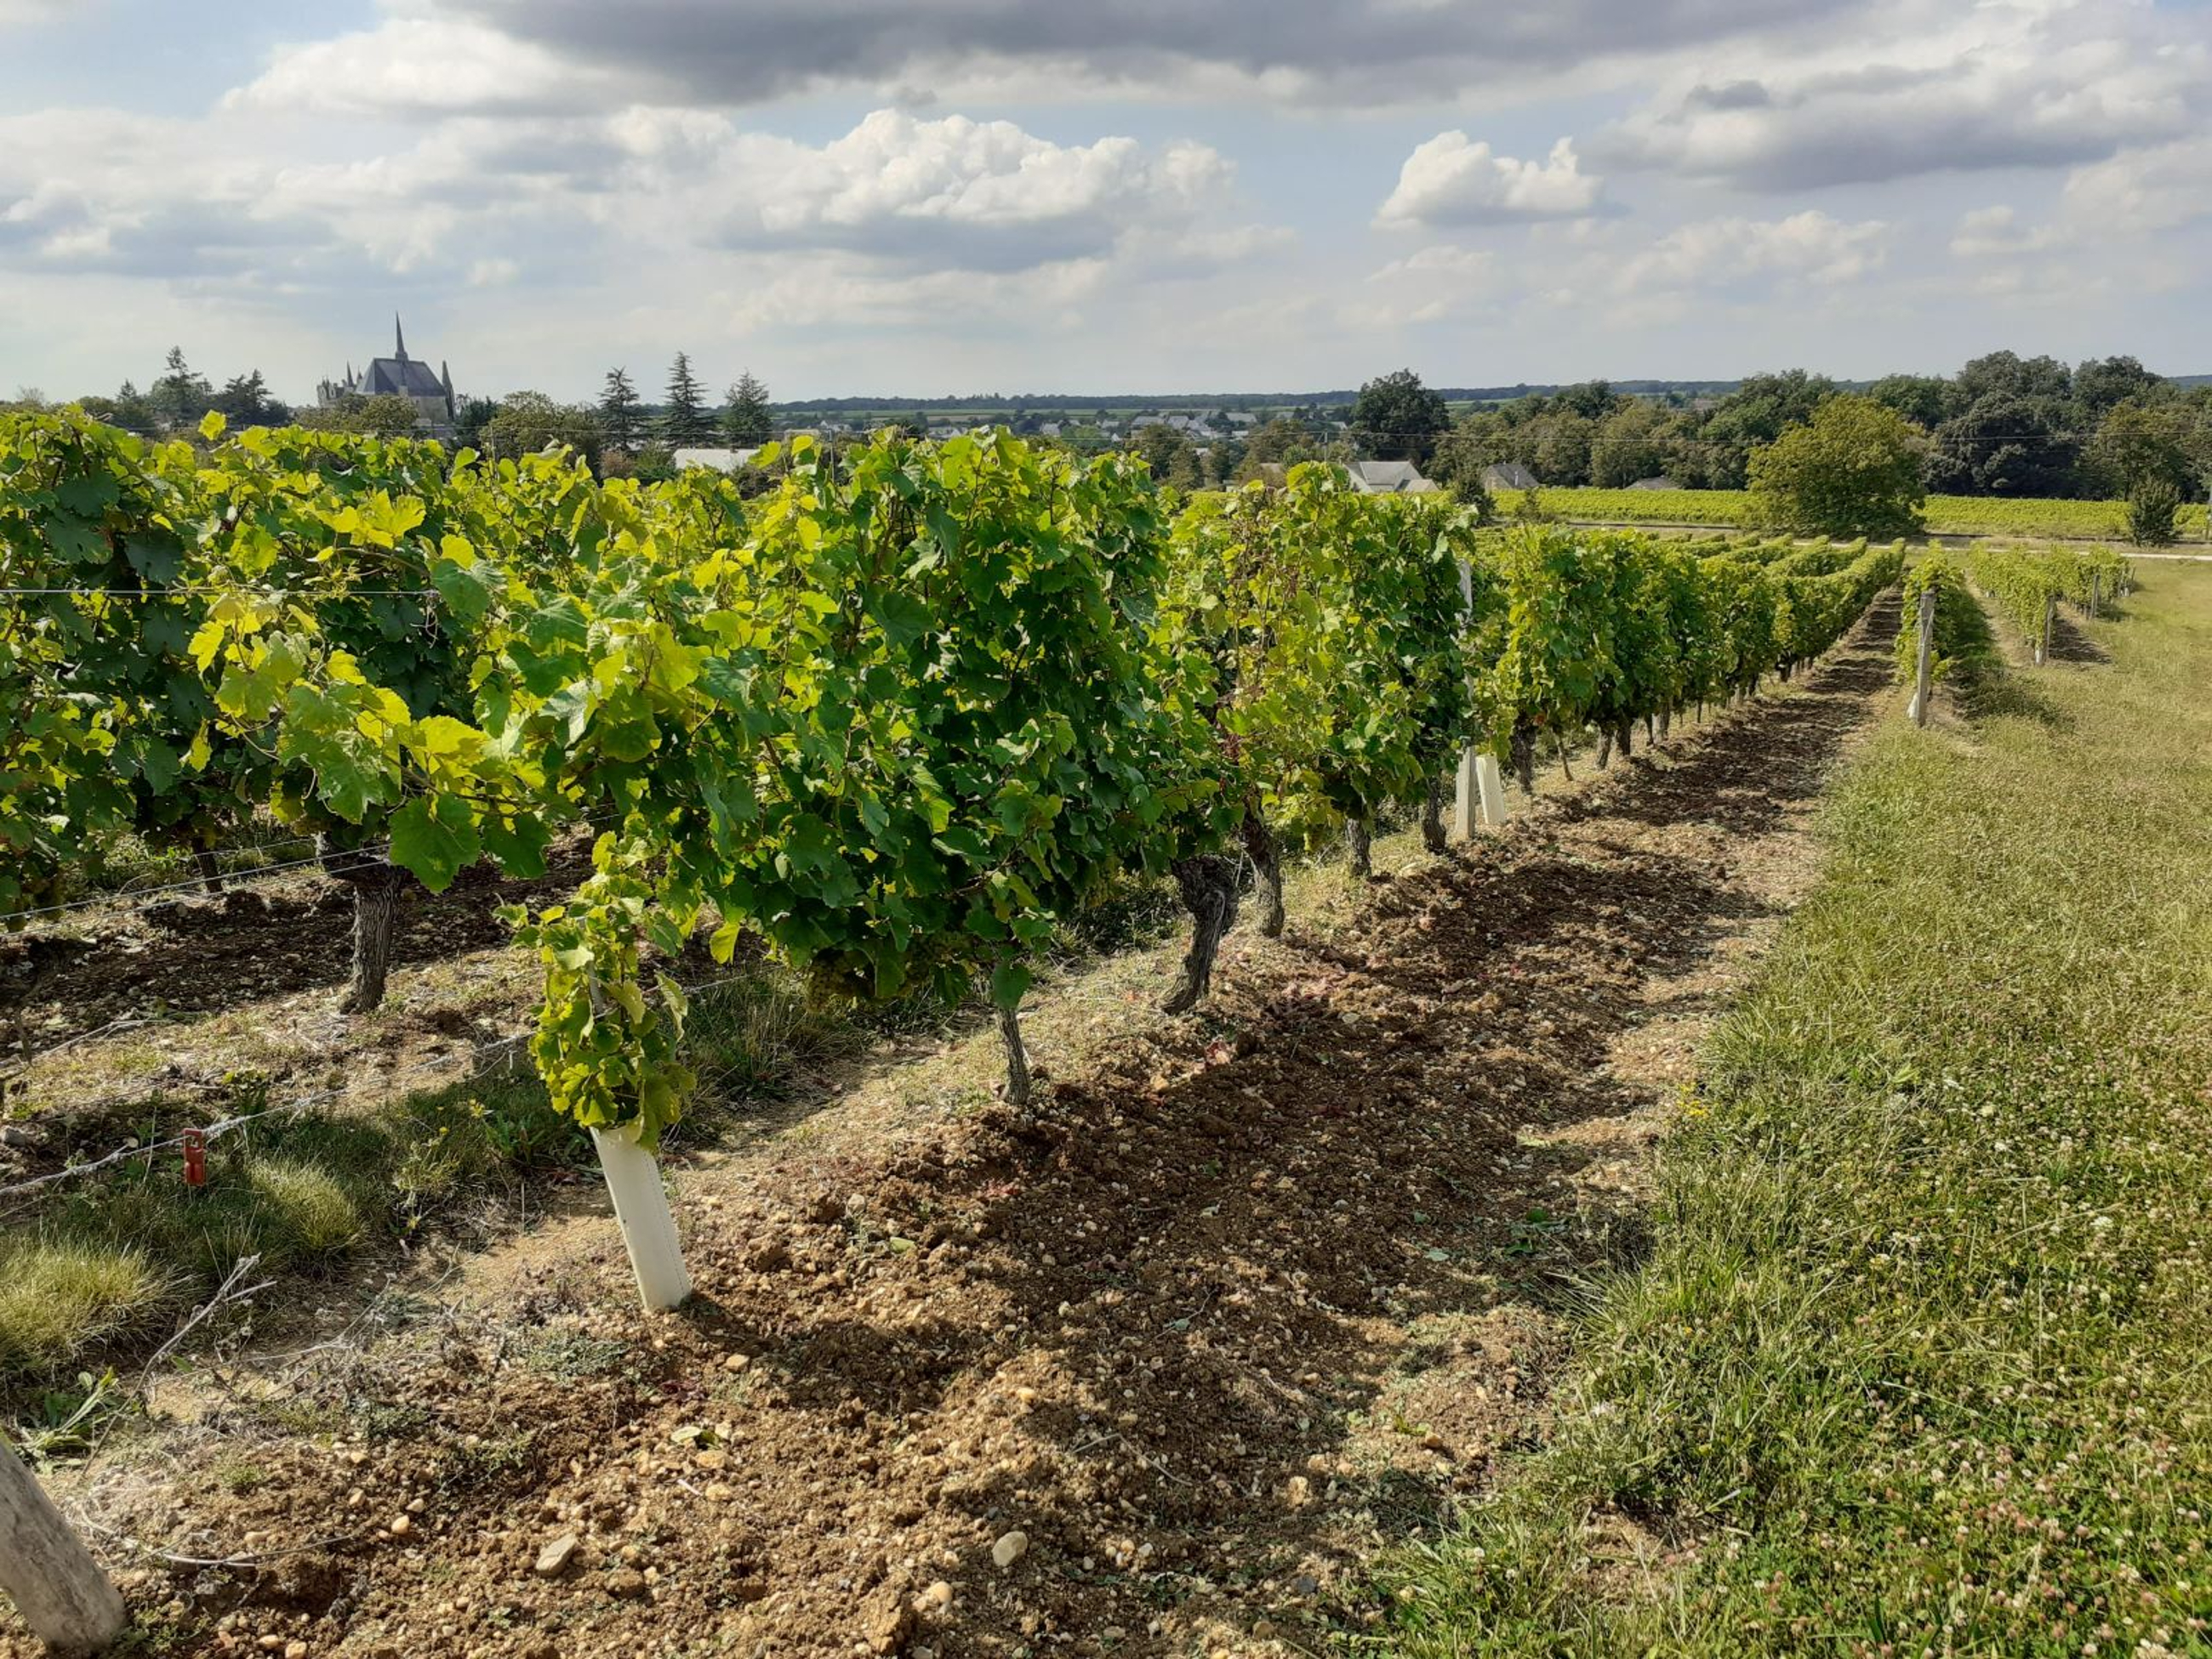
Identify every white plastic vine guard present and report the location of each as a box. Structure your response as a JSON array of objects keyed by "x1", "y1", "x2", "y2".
[
  {"x1": 1455, "y1": 749, "x2": 1508, "y2": 837},
  {"x1": 590, "y1": 1122, "x2": 692, "y2": 1312}
]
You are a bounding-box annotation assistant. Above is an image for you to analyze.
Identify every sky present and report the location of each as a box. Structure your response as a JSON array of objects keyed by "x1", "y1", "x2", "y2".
[{"x1": 1, "y1": 0, "x2": 2207, "y2": 405}]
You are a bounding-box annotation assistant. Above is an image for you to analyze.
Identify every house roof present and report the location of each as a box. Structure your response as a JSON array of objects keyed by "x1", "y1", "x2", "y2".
[
  {"x1": 1624, "y1": 475, "x2": 1681, "y2": 490},
  {"x1": 1479, "y1": 462, "x2": 1540, "y2": 490},
  {"x1": 351, "y1": 315, "x2": 452, "y2": 402},
  {"x1": 1348, "y1": 459, "x2": 1438, "y2": 493}
]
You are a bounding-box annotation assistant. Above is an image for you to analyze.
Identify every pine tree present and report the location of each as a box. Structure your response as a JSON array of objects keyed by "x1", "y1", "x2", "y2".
[
  {"x1": 599, "y1": 367, "x2": 643, "y2": 453},
  {"x1": 658, "y1": 352, "x2": 712, "y2": 446},
  {"x1": 722, "y1": 371, "x2": 772, "y2": 447},
  {"x1": 150, "y1": 346, "x2": 213, "y2": 432}
]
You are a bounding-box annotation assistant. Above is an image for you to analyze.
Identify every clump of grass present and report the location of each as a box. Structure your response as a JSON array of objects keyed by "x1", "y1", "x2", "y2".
[
  {"x1": 1376, "y1": 569, "x2": 2212, "y2": 1656},
  {"x1": 245, "y1": 1154, "x2": 363, "y2": 1260},
  {"x1": 0, "y1": 1240, "x2": 164, "y2": 1374}
]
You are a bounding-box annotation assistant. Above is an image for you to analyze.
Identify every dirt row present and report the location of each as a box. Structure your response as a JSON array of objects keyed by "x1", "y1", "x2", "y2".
[{"x1": 4, "y1": 596, "x2": 1903, "y2": 1659}]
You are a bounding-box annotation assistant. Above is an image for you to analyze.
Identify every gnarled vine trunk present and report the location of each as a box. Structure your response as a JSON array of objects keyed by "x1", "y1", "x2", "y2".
[
  {"x1": 1595, "y1": 728, "x2": 1613, "y2": 771},
  {"x1": 321, "y1": 836, "x2": 408, "y2": 1015},
  {"x1": 997, "y1": 1003, "x2": 1032, "y2": 1109},
  {"x1": 194, "y1": 849, "x2": 223, "y2": 895},
  {"x1": 1658, "y1": 704, "x2": 1672, "y2": 740},
  {"x1": 1242, "y1": 812, "x2": 1286, "y2": 940},
  {"x1": 1345, "y1": 818, "x2": 1373, "y2": 879},
  {"x1": 1614, "y1": 719, "x2": 1633, "y2": 762},
  {"x1": 1160, "y1": 853, "x2": 1240, "y2": 1015},
  {"x1": 1510, "y1": 719, "x2": 1537, "y2": 795},
  {"x1": 1420, "y1": 775, "x2": 1447, "y2": 854}
]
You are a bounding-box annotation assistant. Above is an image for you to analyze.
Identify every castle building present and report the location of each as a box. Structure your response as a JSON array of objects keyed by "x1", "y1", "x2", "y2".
[{"x1": 318, "y1": 316, "x2": 458, "y2": 437}]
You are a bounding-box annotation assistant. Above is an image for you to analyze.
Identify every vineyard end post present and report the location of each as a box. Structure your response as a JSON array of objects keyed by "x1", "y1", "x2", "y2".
[
  {"x1": 2037, "y1": 594, "x2": 2055, "y2": 666},
  {"x1": 589, "y1": 1123, "x2": 692, "y2": 1313},
  {"x1": 1909, "y1": 585, "x2": 1936, "y2": 728},
  {"x1": 0, "y1": 1434, "x2": 127, "y2": 1654}
]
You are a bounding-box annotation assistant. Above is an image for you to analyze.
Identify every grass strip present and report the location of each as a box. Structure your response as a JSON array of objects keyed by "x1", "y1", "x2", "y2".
[{"x1": 1375, "y1": 568, "x2": 2212, "y2": 1655}]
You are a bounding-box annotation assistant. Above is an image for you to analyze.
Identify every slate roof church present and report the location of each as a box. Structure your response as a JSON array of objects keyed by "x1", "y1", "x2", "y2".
[{"x1": 317, "y1": 316, "x2": 458, "y2": 437}]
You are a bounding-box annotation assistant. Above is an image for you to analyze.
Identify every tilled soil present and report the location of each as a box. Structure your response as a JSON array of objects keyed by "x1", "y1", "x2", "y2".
[{"x1": 3, "y1": 599, "x2": 1901, "y2": 1659}]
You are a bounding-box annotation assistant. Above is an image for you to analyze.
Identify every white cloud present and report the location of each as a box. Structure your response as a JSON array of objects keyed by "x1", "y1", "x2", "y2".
[
  {"x1": 1614, "y1": 211, "x2": 1892, "y2": 292},
  {"x1": 1375, "y1": 135, "x2": 1604, "y2": 228},
  {"x1": 1949, "y1": 204, "x2": 2067, "y2": 258},
  {"x1": 1601, "y1": 0, "x2": 2209, "y2": 189},
  {"x1": 2058, "y1": 137, "x2": 2212, "y2": 237},
  {"x1": 229, "y1": 17, "x2": 631, "y2": 117},
  {"x1": 1359, "y1": 244, "x2": 1500, "y2": 326}
]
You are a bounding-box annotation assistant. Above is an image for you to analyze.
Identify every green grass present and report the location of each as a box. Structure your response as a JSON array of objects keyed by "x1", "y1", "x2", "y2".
[
  {"x1": 1373, "y1": 568, "x2": 2212, "y2": 1655},
  {"x1": 0, "y1": 1241, "x2": 164, "y2": 1373},
  {"x1": 1532, "y1": 486, "x2": 2211, "y2": 542}
]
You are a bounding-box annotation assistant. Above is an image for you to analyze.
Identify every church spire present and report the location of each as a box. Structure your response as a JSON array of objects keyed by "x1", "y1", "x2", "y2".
[{"x1": 393, "y1": 313, "x2": 408, "y2": 360}]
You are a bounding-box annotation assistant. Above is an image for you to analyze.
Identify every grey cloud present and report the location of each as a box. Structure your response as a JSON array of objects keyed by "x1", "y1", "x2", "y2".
[
  {"x1": 432, "y1": 0, "x2": 1869, "y2": 105},
  {"x1": 1686, "y1": 80, "x2": 1772, "y2": 111},
  {"x1": 1599, "y1": 3, "x2": 2206, "y2": 190}
]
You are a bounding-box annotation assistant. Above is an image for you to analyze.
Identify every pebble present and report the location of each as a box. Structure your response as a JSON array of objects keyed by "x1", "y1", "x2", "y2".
[
  {"x1": 534, "y1": 1533, "x2": 580, "y2": 1578},
  {"x1": 990, "y1": 1530, "x2": 1029, "y2": 1570},
  {"x1": 914, "y1": 1580, "x2": 954, "y2": 1617},
  {"x1": 723, "y1": 1353, "x2": 750, "y2": 1372},
  {"x1": 386, "y1": 1517, "x2": 413, "y2": 1538}
]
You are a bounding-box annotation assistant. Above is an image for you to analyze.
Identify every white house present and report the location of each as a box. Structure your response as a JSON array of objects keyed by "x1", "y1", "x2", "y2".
[
  {"x1": 1480, "y1": 462, "x2": 1541, "y2": 492},
  {"x1": 672, "y1": 447, "x2": 761, "y2": 471}
]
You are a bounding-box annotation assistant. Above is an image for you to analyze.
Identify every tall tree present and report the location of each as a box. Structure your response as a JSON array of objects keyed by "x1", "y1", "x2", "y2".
[
  {"x1": 598, "y1": 367, "x2": 644, "y2": 453},
  {"x1": 1349, "y1": 368, "x2": 1449, "y2": 465},
  {"x1": 149, "y1": 346, "x2": 212, "y2": 432},
  {"x1": 658, "y1": 352, "x2": 713, "y2": 446},
  {"x1": 2072, "y1": 356, "x2": 2164, "y2": 424},
  {"x1": 722, "y1": 371, "x2": 772, "y2": 447},
  {"x1": 1747, "y1": 395, "x2": 1925, "y2": 536},
  {"x1": 1928, "y1": 395, "x2": 2078, "y2": 497},
  {"x1": 486, "y1": 391, "x2": 605, "y2": 471},
  {"x1": 211, "y1": 370, "x2": 287, "y2": 427}
]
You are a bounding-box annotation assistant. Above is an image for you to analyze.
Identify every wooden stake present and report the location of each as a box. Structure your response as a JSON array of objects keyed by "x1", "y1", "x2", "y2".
[
  {"x1": 590, "y1": 1122, "x2": 692, "y2": 1313},
  {"x1": 0, "y1": 1434, "x2": 127, "y2": 1654},
  {"x1": 1908, "y1": 584, "x2": 1936, "y2": 727},
  {"x1": 2037, "y1": 594, "x2": 2055, "y2": 666}
]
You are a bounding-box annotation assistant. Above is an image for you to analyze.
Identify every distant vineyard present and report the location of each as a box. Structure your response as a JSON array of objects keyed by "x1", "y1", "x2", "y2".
[
  {"x1": 1530, "y1": 487, "x2": 2209, "y2": 542},
  {"x1": 3, "y1": 411, "x2": 1907, "y2": 1162}
]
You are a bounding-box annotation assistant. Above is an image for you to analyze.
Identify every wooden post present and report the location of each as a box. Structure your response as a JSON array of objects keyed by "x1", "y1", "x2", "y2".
[
  {"x1": 1907, "y1": 585, "x2": 1936, "y2": 727},
  {"x1": 2089, "y1": 570, "x2": 2101, "y2": 618},
  {"x1": 0, "y1": 1434, "x2": 127, "y2": 1654},
  {"x1": 590, "y1": 1123, "x2": 691, "y2": 1312},
  {"x1": 2037, "y1": 594, "x2": 2055, "y2": 666}
]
